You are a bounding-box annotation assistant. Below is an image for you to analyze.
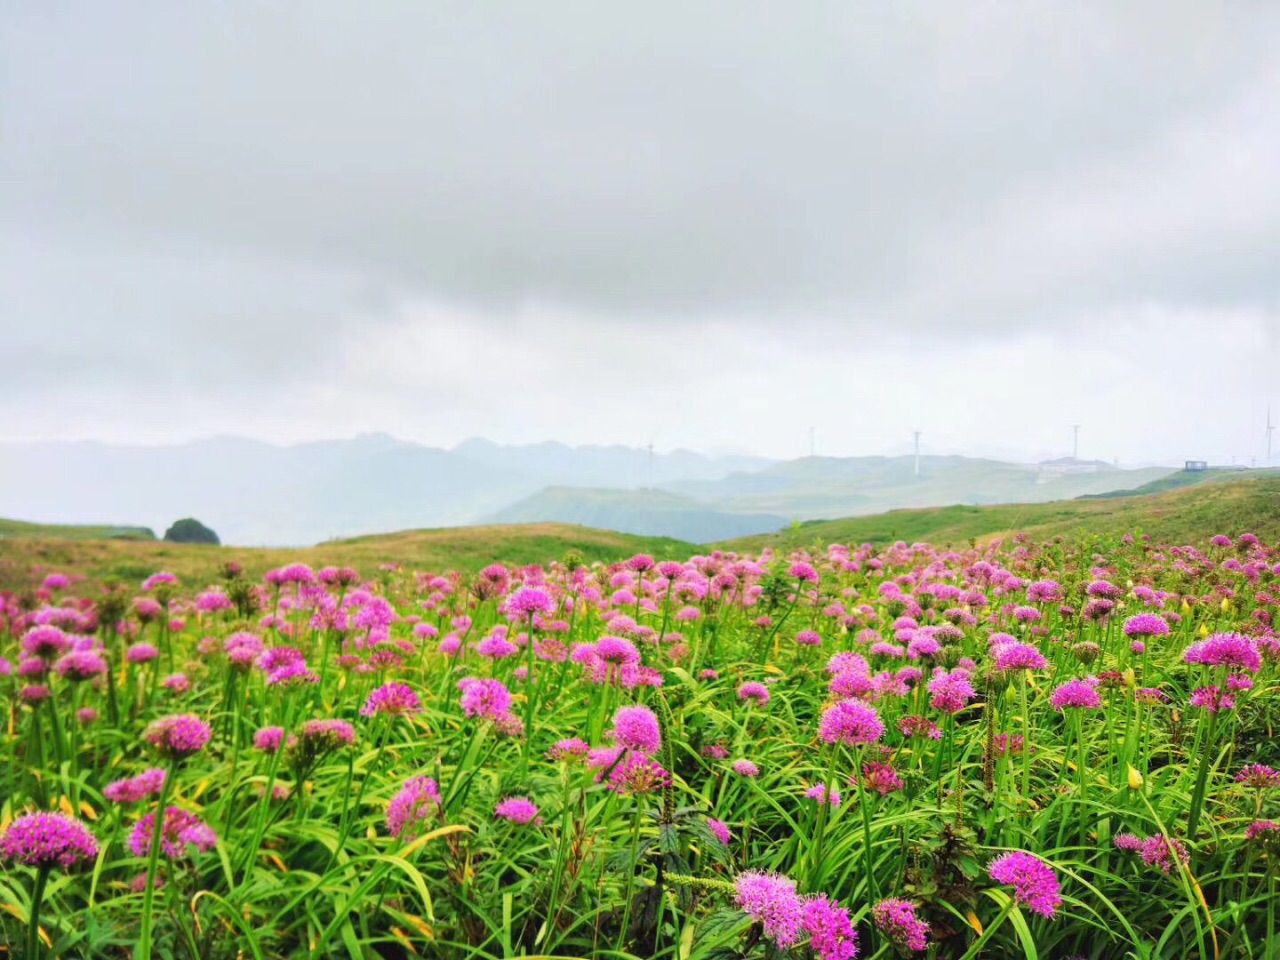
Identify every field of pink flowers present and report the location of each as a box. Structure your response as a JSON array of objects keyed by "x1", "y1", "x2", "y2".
[{"x1": 1, "y1": 532, "x2": 1278, "y2": 958}]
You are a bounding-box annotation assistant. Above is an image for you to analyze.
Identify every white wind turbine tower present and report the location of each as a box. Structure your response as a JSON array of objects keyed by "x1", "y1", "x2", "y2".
[{"x1": 1267, "y1": 408, "x2": 1275, "y2": 466}]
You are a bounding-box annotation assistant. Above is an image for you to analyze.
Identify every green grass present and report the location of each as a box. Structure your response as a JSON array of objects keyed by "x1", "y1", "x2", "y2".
[
  {"x1": 0, "y1": 521, "x2": 693, "y2": 591},
  {"x1": 718, "y1": 472, "x2": 1280, "y2": 552},
  {"x1": 0, "y1": 518, "x2": 156, "y2": 541}
]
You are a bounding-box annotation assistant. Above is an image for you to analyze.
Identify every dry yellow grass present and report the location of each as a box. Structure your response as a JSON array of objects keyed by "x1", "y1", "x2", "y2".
[{"x1": 0, "y1": 522, "x2": 693, "y2": 591}]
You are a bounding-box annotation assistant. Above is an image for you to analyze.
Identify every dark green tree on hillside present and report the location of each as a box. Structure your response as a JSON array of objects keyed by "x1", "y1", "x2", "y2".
[{"x1": 163, "y1": 518, "x2": 220, "y2": 545}]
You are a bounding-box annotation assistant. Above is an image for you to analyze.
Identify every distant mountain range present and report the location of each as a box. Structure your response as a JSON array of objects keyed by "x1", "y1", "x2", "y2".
[{"x1": 0, "y1": 435, "x2": 1178, "y2": 545}]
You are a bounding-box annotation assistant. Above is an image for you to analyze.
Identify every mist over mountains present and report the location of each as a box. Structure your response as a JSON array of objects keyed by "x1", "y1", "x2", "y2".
[{"x1": 0, "y1": 435, "x2": 1177, "y2": 545}]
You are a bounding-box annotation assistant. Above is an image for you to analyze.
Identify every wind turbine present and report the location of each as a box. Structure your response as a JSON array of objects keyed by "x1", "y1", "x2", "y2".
[{"x1": 1267, "y1": 408, "x2": 1275, "y2": 465}]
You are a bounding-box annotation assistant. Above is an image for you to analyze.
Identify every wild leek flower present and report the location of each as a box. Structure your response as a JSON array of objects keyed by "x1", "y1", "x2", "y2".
[
  {"x1": 494, "y1": 797, "x2": 540, "y2": 824},
  {"x1": 872, "y1": 897, "x2": 929, "y2": 952},
  {"x1": 818, "y1": 699, "x2": 884, "y2": 746},
  {"x1": 361, "y1": 681, "x2": 422, "y2": 717},
  {"x1": 987, "y1": 851, "x2": 1061, "y2": 918},
  {"x1": 610, "y1": 704, "x2": 661, "y2": 754},
  {"x1": 104, "y1": 768, "x2": 167, "y2": 804},
  {"x1": 144, "y1": 714, "x2": 211, "y2": 760},
  {"x1": 387, "y1": 776, "x2": 442, "y2": 840},
  {"x1": 0, "y1": 812, "x2": 98, "y2": 868},
  {"x1": 128, "y1": 808, "x2": 216, "y2": 860}
]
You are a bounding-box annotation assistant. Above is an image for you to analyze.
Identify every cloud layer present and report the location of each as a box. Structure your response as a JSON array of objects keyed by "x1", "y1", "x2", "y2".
[{"x1": 3, "y1": 3, "x2": 1279, "y2": 464}]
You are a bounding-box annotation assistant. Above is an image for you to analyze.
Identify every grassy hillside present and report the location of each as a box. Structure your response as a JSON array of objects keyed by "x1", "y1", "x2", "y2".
[
  {"x1": 0, "y1": 522, "x2": 693, "y2": 592},
  {"x1": 0, "y1": 517, "x2": 156, "y2": 540},
  {"x1": 485, "y1": 485, "x2": 788, "y2": 541},
  {"x1": 664, "y1": 454, "x2": 1177, "y2": 519},
  {"x1": 718, "y1": 472, "x2": 1280, "y2": 552}
]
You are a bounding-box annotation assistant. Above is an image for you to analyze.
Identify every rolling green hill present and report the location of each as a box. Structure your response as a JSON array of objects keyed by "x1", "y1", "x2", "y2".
[
  {"x1": 717, "y1": 472, "x2": 1280, "y2": 552},
  {"x1": 484, "y1": 486, "x2": 788, "y2": 541},
  {"x1": 0, "y1": 518, "x2": 156, "y2": 541},
  {"x1": 0, "y1": 521, "x2": 692, "y2": 591},
  {"x1": 663, "y1": 454, "x2": 1177, "y2": 520}
]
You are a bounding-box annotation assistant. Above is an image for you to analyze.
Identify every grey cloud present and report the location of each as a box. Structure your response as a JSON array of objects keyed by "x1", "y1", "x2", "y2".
[{"x1": 5, "y1": 2, "x2": 1280, "y2": 328}]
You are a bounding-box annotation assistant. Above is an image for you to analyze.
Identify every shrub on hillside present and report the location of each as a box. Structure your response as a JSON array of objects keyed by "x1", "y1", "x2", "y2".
[{"x1": 162, "y1": 518, "x2": 220, "y2": 545}]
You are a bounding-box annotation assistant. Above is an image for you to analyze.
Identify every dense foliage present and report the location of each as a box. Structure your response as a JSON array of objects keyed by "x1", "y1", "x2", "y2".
[
  {"x1": 162, "y1": 519, "x2": 221, "y2": 546},
  {"x1": 1, "y1": 532, "x2": 1278, "y2": 958}
]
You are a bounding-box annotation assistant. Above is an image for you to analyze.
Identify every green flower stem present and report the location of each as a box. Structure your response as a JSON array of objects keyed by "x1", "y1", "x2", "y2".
[
  {"x1": 27, "y1": 864, "x2": 50, "y2": 960},
  {"x1": 137, "y1": 760, "x2": 176, "y2": 960},
  {"x1": 1186, "y1": 708, "x2": 1220, "y2": 838},
  {"x1": 614, "y1": 801, "x2": 645, "y2": 953},
  {"x1": 807, "y1": 744, "x2": 840, "y2": 890},
  {"x1": 852, "y1": 754, "x2": 878, "y2": 904}
]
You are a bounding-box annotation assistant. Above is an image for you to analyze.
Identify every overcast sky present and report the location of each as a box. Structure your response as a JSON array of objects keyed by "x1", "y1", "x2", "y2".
[{"x1": 4, "y1": 2, "x2": 1280, "y2": 465}]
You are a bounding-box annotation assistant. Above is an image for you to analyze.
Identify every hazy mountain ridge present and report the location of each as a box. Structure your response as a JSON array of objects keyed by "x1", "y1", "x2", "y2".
[
  {"x1": 483, "y1": 486, "x2": 790, "y2": 542},
  {"x1": 0, "y1": 436, "x2": 1178, "y2": 545},
  {"x1": 0, "y1": 436, "x2": 776, "y2": 545}
]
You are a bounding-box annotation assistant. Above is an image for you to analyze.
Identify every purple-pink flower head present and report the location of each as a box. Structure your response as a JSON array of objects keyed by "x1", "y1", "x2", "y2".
[
  {"x1": 144, "y1": 713, "x2": 212, "y2": 760},
  {"x1": 594, "y1": 635, "x2": 641, "y2": 665},
  {"x1": 606, "y1": 752, "x2": 672, "y2": 794},
  {"x1": 732, "y1": 759, "x2": 760, "y2": 778},
  {"x1": 264, "y1": 659, "x2": 318, "y2": 687},
  {"x1": 494, "y1": 796, "x2": 540, "y2": 824},
  {"x1": 898, "y1": 715, "x2": 943, "y2": 740},
  {"x1": 610, "y1": 704, "x2": 662, "y2": 755},
  {"x1": 42, "y1": 572, "x2": 71, "y2": 591},
  {"x1": 626, "y1": 553, "x2": 656, "y2": 573},
  {"x1": 734, "y1": 871, "x2": 805, "y2": 948},
  {"x1": 1236, "y1": 764, "x2": 1280, "y2": 790},
  {"x1": 547, "y1": 737, "x2": 591, "y2": 762},
  {"x1": 141, "y1": 571, "x2": 178, "y2": 592},
  {"x1": 1183, "y1": 633, "x2": 1262, "y2": 673},
  {"x1": 257, "y1": 645, "x2": 305, "y2": 674},
  {"x1": 657, "y1": 560, "x2": 685, "y2": 579},
  {"x1": 0, "y1": 812, "x2": 98, "y2": 869},
  {"x1": 271, "y1": 563, "x2": 315, "y2": 586},
  {"x1": 789, "y1": 562, "x2": 819, "y2": 583},
  {"x1": 806, "y1": 784, "x2": 842, "y2": 806},
  {"x1": 987, "y1": 851, "x2": 1062, "y2": 919},
  {"x1": 104, "y1": 768, "x2": 167, "y2": 804},
  {"x1": 128, "y1": 807, "x2": 217, "y2": 860},
  {"x1": 872, "y1": 898, "x2": 929, "y2": 952},
  {"x1": 927, "y1": 669, "x2": 976, "y2": 715},
  {"x1": 1245, "y1": 820, "x2": 1280, "y2": 845},
  {"x1": 1050, "y1": 677, "x2": 1102, "y2": 711},
  {"x1": 991, "y1": 642, "x2": 1048, "y2": 673},
  {"x1": 386, "y1": 776, "x2": 442, "y2": 840},
  {"x1": 906, "y1": 635, "x2": 941, "y2": 660},
  {"x1": 802, "y1": 895, "x2": 859, "y2": 960},
  {"x1": 826, "y1": 651, "x2": 870, "y2": 676},
  {"x1": 706, "y1": 818, "x2": 732, "y2": 844},
  {"x1": 506, "y1": 586, "x2": 555, "y2": 619},
  {"x1": 162, "y1": 673, "x2": 190, "y2": 694},
  {"x1": 1189, "y1": 685, "x2": 1235, "y2": 712},
  {"x1": 223, "y1": 632, "x2": 264, "y2": 669},
  {"x1": 1026, "y1": 580, "x2": 1063, "y2": 603},
  {"x1": 361, "y1": 681, "x2": 422, "y2": 717},
  {"x1": 1086, "y1": 579, "x2": 1121, "y2": 599},
  {"x1": 253, "y1": 726, "x2": 292, "y2": 752},
  {"x1": 1123, "y1": 613, "x2": 1170, "y2": 638},
  {"x1": 22, "y1": 625, "x2": 73, "y2": 662},
  {"x1": 458, "y1": 677, "x2": 513, "y2": 721},
  {"x1": 857, "y1": 761, "x2": 905, "y2": 796},
  {"x1": 297, "y1": 718, "x2": 356, "y2": 751},
  {"x1": 818, "y1": 699, "x2": 885, "y2": 746},
  {"x1": 737, "y1": 681, "x2": 771, "y2": 706},
  {"x1": 54, "y1": 649, "x2": 108, "y2": 682},
  {"x1": 795, "y1": 629, "x2": 822, "y2": 647}
]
